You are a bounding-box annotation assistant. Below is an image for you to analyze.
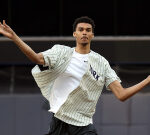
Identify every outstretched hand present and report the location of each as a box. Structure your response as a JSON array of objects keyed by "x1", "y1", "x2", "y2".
[{"x1": 0, "y1": 20, "x2": 15, "y2": 39}]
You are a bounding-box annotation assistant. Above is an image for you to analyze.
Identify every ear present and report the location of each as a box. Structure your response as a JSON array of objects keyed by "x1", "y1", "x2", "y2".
[
  {"x1": 73, "y1": 32, "x2": 76, "y2": 38},
  {"x1": 92, "y1": 33, "x2": 94, "y2": 38}
]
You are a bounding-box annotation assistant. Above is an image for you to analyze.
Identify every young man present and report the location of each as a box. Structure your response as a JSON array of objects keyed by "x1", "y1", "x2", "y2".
[{"x1": 0, "y1": 16, "x2": 150, "y2": 135}]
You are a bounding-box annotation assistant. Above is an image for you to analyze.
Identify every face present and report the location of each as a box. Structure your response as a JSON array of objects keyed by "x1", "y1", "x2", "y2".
[{"x1": 73, "y1": 23, "x2": 94, "y2": 46}]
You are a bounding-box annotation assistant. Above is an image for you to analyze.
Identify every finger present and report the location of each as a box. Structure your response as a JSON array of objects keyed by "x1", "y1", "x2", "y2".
[
  {"x1": 3, "y1": 20, "x2": 7, "y2": 26},
  {"x1": 0, "y1": 21, "x2": 3, "y2": 27},
  {"x1": 3, "y1": 20, "x2": 5, "y2": 25},
  {"x1": 3, "y1": 20, "x2": 9, "y2": 28},
  {"x1": 3, "y1": 20, "x2": 8, "y2": 28}
]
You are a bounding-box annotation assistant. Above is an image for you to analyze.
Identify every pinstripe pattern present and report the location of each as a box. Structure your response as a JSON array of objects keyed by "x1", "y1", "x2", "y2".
[{"x1": 31, "y1": 45, "x2": 121, "y2": 126}]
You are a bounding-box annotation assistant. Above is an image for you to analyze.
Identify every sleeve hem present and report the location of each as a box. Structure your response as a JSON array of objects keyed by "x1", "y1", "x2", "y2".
[{"x1": 105, "y1": 78, "x2": 122, "y2": 91}]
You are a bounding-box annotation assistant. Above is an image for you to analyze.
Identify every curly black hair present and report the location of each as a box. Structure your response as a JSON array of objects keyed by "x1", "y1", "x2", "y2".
[{"x1": 73, "y1": 16, "x2": 95, "y2": 32}]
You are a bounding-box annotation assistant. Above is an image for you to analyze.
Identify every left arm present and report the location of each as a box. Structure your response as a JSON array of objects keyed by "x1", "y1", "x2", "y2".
[{"x1": 108, "y1": 76, "x2": 150, "y2": 101}]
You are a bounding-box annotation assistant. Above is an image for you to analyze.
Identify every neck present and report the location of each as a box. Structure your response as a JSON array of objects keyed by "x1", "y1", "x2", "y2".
[{"x1": 75, "y1": 43, "x2": 90, "y2": 54}]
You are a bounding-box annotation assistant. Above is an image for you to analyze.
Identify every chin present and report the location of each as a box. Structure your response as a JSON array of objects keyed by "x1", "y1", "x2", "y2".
[{"x1": 81, "y1": 42, "x2": 88, "y2": 46}]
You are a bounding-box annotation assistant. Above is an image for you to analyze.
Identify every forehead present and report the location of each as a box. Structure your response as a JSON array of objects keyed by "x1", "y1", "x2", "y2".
[{"x1": 76, "y1": 23, "x2": 92, "y2": 29}]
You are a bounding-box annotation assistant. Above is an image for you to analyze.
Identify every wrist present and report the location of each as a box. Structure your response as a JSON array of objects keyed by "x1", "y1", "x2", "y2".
[{"x1": 11, "y1": 32, "x2": 18, "y2": 41}]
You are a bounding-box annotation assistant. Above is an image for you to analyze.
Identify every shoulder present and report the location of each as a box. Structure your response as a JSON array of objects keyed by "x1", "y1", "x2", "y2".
[
  {"x1": 52, "y1": 44, "x2": 71, "y2": 51},
  {"x1": 43, "y1": 44, "x2": 72, "y2": 55},
  {"x1": 42, "y1": 44, "x2": 72, "y2": 57},
  {"x1": 53, "y1": 45, "x2": 73, "y2": 56},
  {"x1": 90, "y1": 50, "x2": 108, "y2": 64}
]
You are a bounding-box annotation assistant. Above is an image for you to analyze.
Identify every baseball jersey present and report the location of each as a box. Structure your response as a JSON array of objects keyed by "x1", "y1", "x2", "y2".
[
  {"x1": 31, "y1": 45, "x2": 121, "y2": 126},
  {"x1": 49, "y1": 50, "x2": 88, "y2": 113}
]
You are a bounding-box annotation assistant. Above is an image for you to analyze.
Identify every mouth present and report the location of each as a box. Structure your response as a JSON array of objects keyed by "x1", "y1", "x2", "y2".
[{"x1": 81, "y1": 36, "x2": 88, "y2": 40}]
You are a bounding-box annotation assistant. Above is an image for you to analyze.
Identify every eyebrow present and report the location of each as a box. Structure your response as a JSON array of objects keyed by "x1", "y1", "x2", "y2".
[{"x1": 78, "y1": 27, "x2": 92, "y2": 30}]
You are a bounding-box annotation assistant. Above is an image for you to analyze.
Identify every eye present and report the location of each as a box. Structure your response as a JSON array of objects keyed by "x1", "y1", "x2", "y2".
[
  {"x1": 86, "y1": 28, "x2": 92, "y2": 32},
  {"x1": 78, "y1": 27, "x2": 83, "y2": 31}
]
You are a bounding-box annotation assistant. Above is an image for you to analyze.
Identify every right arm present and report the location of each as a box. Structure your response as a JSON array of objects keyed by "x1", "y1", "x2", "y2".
[
  {"x1": 108, "y1": 77, "x2": 150, "y2": 101},
  {"x1": 0, "y1": 20, "x2": 45, "y2": 65}
]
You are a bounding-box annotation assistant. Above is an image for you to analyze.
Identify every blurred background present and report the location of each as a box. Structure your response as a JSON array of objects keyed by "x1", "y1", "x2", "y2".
[
  {"x1": 1, "y1": 0, "x2": 150, "y2": 36},
  {"x1": 0, "y1": 0, "x2": 150, "y2": 135}
]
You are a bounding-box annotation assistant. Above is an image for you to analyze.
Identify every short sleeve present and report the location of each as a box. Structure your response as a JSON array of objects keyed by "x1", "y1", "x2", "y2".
[
  {"x1": 41, "y1": 45, "x2": 60, "y2": 68},
  {"x1": 105, "y1": 61, "x2": 121, "y2": 90}
]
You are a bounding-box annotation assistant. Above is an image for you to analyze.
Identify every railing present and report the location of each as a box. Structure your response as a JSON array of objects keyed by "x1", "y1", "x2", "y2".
[{"x1": 0, "y1": 36, "x2": 150, "y2": 94}]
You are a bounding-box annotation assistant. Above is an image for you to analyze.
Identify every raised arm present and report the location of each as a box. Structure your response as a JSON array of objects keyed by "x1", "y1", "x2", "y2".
[
  {"x1": 108, "y1": 76, "x2": 150, "y2": 101},
  {"x1": 0, "y1": 20, "x2": 45, "y2": 65}
]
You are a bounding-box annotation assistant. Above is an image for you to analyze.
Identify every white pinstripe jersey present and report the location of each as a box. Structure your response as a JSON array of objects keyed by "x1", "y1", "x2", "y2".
[{"x1": 31, "y1": 45, "x2": 121, "y2": 126}]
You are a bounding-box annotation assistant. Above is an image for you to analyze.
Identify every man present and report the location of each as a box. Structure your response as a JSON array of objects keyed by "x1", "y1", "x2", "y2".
[{"x1": 0, "y1": 16, "x2": 150, "y2": 135}]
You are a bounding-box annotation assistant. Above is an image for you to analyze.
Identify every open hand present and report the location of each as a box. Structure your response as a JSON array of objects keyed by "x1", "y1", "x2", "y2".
[{"x1": 0, "y1": 20, "x2": 15, "y2": 39}]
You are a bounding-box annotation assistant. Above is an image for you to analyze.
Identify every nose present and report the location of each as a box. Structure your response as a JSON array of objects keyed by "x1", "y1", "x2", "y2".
[{"x1": 82, "y1": 30, "x2": 87, "y2": 35}]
